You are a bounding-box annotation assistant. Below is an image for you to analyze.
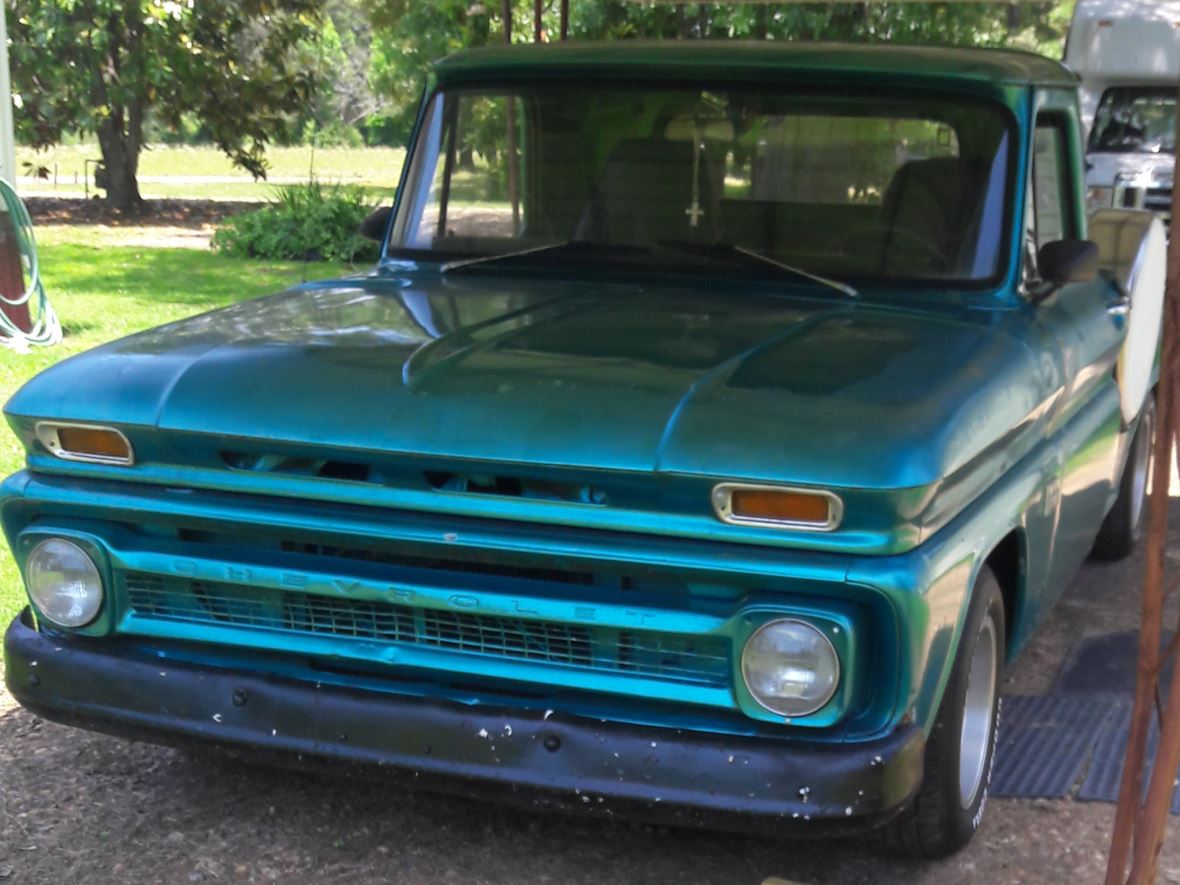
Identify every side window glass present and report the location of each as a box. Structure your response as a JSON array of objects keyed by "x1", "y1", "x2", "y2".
[
  {"x1": 410, "y1": 94, "x2": 526, "y2": 247},
  {"x1": 1025, "y1": 115, "x2": 1076, "y2": 286},
  {"x1": 1030, "y1": 119, "x2": 1072, "y2": 251}
]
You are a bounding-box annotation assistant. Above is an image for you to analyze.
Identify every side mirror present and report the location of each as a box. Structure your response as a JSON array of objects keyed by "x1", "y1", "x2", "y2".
[
  {"x1": 360, "y1": 206, "x2": 392, "y2": 242},
  {"x1": 1037, "y1": 239, "x2": 1100, "y2": 287}
]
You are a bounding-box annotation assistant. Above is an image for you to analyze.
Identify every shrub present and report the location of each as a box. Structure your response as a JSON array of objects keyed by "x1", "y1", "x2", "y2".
[{"x1": 212, "y1": 181, "x2": 380, "y2": 263}]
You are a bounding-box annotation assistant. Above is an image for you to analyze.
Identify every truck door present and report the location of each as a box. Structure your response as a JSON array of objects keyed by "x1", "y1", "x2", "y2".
[{"x1": 1028, "y1": 109, "x2": 1126, "y2": 606}]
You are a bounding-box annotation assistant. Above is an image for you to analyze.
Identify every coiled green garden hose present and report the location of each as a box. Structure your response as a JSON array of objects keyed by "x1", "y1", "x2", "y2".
[{"x1": 0, "y1": 178, "x2": 61, "y2": 350}]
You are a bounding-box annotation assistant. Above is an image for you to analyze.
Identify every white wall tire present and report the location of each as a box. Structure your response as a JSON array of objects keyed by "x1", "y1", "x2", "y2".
[
  {"x1": 1093, "y1": 395, "x2": 1155, "y2": 560},
  {"x1": 867, "y1": 567, "x2": 1005, "y2": 858}
]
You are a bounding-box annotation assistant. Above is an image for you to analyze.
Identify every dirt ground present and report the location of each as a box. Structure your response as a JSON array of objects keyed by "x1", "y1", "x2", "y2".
[
  {"x1": 3, "y1": 506, "x2": 1180, "y2": 885},
  {"x1": 25, "y1": 198, "x2": 260, "y2": 250},
  {"x1": 25, "y1": 198, "x2": 262, "y2": 228}
]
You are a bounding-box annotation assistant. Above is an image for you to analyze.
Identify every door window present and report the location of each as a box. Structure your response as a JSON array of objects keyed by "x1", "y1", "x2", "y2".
[{"x1": 1026, "y1": 114, "x2": 1076, "y2": 282}]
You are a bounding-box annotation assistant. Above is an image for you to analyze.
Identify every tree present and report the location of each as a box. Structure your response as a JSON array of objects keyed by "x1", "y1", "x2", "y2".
[
  {"x1": 321, "y1": 0, "x2": 385, "y2": 130},
  {"x1": 364, "y1": 0, "x2": 497, "y2": 145},
  {"x1": 362, "y1": 1, "x2": 1075, "y2": 148},
  {"x1": 9, "y1": 0, "x2": 325, "y2": 211}
]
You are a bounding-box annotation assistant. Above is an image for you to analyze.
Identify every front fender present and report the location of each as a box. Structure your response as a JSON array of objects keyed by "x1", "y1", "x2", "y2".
[{"x1": 846, "y1": 444, "x2": 1046, "y2": 735}]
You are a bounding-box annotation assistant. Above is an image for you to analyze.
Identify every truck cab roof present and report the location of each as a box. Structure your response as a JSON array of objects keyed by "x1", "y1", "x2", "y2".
[{"x1": 434, "y1": 41, "x2": 1078, "y2": 90}]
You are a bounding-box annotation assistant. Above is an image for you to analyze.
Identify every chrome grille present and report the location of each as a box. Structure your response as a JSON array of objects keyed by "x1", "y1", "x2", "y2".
[
  {"x1": 420, "y1": 608, "x2": 594, "y2": 664},
  {"x1": 123, "y1": 573, "x2": 730, "y2": 687}
]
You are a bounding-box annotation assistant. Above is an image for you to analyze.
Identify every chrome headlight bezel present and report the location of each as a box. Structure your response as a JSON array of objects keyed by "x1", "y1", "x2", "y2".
[
  {"x1": 740, "y1": 617, "x2": 841, "y2": 718},
  {"x1": 24, "y1": 536, "x2": 105, "y2": 628}
]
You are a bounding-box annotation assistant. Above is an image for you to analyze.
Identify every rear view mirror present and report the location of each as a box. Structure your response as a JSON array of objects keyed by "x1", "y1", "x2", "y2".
[
  {"x1": 360, "y1": 206, "x2": 392, "y2": 242},
  {"x1": 1037, "y1": 239, "x2": 1099, "y2": 286}
]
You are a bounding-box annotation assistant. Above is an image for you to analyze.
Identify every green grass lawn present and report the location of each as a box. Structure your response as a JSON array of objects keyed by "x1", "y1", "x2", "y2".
[
  {"x1": 16, "y1": 143, "x2": 406, "y2": 201},
  {"x1": 0, "y1": 237, "x2": 347, "y2": 624}
]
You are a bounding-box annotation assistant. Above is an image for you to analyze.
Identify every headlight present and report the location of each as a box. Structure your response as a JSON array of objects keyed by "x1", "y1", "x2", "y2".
[
  {"x1": 25, "y1": 538, "x2": 103, "y2": 627},
  {"x1": 1087, "y1": 186, "x2": 1114, "y2": 211},
  {"x1": 741, "y1": 618, "x2": 839, "y2": 717}
]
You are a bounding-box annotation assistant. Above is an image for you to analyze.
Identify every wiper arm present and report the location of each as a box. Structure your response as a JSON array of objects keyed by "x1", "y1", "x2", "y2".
[
  {"x1": 441, "y1": 240, "x2": 646, "y2": 274},
  {"x1": 442, "y1": 241, "x2": 577, "y2": 274},
  {"x1": 658, "y1": 240, "x2": 859, "y2": 300}
]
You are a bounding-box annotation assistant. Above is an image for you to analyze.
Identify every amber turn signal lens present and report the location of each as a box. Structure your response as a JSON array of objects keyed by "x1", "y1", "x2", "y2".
[
  {"x1": 57, "y1": 427, "x2": 130, "y2": 459},
  {"x1": 731, "y1": 489, "x2": 830, "y2": 523},
  {"x1": 35, "y1": 423, "x2": 134, "y2": 465},
  {"x1": 713, "y1": 483, "x2": 841, "y2": 530}
]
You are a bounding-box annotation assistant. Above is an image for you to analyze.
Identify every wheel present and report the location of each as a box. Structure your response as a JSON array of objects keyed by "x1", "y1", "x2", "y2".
[
  {"x1": 1092, "y1": 396, "x2": 1156, "y2": 560},
  {"x1": 868, "y1": 566, "x2": 1005, "y2": 858}
]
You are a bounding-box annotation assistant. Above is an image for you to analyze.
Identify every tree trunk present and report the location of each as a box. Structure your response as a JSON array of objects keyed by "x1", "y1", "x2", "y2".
[{"x1": 96, "y1": 116, "x2": 143, "y2": 212}]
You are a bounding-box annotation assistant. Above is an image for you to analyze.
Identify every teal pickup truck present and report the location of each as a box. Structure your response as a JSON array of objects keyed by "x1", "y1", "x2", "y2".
[{"x1": 2, "y1": 43, "x2": 1168, "y2": 857}]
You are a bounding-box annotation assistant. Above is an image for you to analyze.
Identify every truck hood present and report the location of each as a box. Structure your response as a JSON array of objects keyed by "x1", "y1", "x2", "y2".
[{"x1": 7, "y1": 274, "x2": 1049, "y2": 491}]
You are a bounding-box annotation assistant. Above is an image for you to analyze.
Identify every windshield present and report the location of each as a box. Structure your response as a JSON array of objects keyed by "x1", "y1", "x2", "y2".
[
  {"x1": 390, "y1": 83, "x2": 1013, "y2": 285},
  {"x1": 1089, "y1": 87, "x2": 1177, "y2": 155}
]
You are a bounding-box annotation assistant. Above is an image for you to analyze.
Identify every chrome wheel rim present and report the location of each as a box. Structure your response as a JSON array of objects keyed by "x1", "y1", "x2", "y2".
[
  {"x1": 1130, "y1": 409, "x2": 1154, "y2": 536},
  {"x1": 959, "y1": 616, "x2": 997, "y2": 808}
]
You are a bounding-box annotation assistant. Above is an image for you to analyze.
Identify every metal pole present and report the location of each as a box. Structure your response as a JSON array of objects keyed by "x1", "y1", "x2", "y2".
[{"x1": 0, "y1": 4, "x2": 17, "y2": 187}]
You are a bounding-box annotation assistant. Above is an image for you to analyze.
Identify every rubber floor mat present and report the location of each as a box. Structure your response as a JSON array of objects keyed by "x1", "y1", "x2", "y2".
[
  {"x1": 1077, "y1": 705, "x2": 1180, "y2": 813},
  {"x1": 991, "y1": 694, "x2": 1123, "y2": 799}
]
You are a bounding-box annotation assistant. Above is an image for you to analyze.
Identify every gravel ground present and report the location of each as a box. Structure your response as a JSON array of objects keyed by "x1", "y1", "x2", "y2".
[{"x1": 3, "y1": 508, "x2": 1180, "y2": 883}]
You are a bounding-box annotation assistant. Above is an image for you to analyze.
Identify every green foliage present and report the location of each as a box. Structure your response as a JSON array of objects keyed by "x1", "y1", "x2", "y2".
[
  {"x1": 315, "y1": 0, "x2": 386, "y2": 131},
  {"x1": 213, "y1": 181, "x2": 380, "y2": 263},
  {"x1": 361, "y1": 1, "x2": 1077, "y2": 150},
  {"x1": 304, "y1": 119, "x2": 367, "y2": 149},
  {"x1": 9, "y1": 0, "x2": 1081, "y2": 199},
  {"x1": 570, "y1": 1, "x2": 1074, "y2": 52},
  {"x1": 364, "y1": 0, "x2": 499, "y2": 144},
  {"x1": 9, "y1": 0, "x2": 327, "y2": 207}
]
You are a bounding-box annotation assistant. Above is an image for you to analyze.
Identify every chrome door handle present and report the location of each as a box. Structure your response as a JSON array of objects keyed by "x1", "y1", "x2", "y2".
[{"x1": 1107, "y1": 297, "x2": 1131, "y2": 317}]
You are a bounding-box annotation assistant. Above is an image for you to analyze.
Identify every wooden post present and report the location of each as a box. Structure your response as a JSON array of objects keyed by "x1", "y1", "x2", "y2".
[
  {"x1": 1105, "y1": 316, "x2": 1175, "y2": 885},
  {"x1": 534, "y1": 0, "x2": 543, "y2": 42},
  {"x1": 560, "y1": 0, "x2": 569, "y2": 40},
  {"x1": 1105, "y1": 80, "x2": 1180, "y2": 885},
  {"x1": 1124, "y1": 85, "x2": 1180, "y2": 885}
]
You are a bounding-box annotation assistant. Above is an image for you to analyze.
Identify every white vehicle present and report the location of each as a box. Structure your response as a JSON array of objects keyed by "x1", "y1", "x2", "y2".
[{"x1": 1065, "y1": 0, "x2": 1178, "y2": 225}]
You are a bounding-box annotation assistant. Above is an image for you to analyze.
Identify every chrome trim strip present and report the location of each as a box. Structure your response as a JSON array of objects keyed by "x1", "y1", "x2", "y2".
[
  {"x1": 34, "y1": 421, "x2": 135, "y2": 466},
  {"x1": 711, "y1": 482, "x2": 843, "y2": 532}
]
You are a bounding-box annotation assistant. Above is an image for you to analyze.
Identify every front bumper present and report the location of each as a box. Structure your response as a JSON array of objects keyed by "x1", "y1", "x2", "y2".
[{"x1": 5, "y1": 610, "x2": 924, "y2": 834}]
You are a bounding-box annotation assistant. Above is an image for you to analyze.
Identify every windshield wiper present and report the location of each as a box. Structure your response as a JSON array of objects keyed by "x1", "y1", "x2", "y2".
[
  {"x1": 658, "y1": 240, "x2": 859, "y2": 300},
  {"x1": 441, "y1": 240, "x2": 647, "y2": 274}
]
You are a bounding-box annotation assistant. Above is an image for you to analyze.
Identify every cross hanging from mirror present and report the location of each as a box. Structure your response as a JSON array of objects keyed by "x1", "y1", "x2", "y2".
[{"x1": 686, "y1": 119, "x2": 704, "y2": 229}]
